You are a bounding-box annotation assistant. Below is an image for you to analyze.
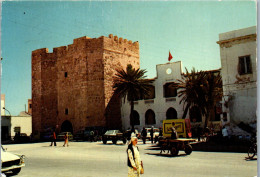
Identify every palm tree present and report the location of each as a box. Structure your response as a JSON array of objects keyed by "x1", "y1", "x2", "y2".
[
  {"x1": 203, "y1": 71, "x2": 222, "y2": 128},
  {"x1": 113, "y1": 64, "x2": 153, "y2": 130},
  {"x1": 177, "y1": 68, "x2": 222, "y2": 128},
  {"x1": 177, "y1": 68, "x2": 207, "y2": 119}
]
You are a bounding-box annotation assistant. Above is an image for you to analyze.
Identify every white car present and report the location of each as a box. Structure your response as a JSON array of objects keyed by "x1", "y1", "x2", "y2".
[{"x1": 1, "y1": 146, "x2": 25, "y2": 175}]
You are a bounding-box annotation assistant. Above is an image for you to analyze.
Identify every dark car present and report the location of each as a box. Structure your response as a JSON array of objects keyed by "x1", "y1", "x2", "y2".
[
  {"x1": 41, "y1": 132, "x2": 52, "y2": 141},
  {"x1": 84, "y1": 126, "x2": 107, "y2": 141},
  {"x1": 102, "y1": 130, "x2": 127, "y2": 144},
  {"x1": 74, "y1": 130, "x2": 86, "y2": 141}
]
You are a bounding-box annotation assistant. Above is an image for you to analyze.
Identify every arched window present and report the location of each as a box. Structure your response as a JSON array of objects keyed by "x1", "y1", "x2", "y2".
[
  {"x1": 166, "y1": 107, "x2": 178, "y2": 119},
  {"x1": 145, "y1": 109, "x2": 156, "y2": 125},
  {"x1": 189, "y1": 106, "x2": 202, "y2": 122},
  {"x1": 130, "y1": 110, "x2": 140, "y2": 125}
]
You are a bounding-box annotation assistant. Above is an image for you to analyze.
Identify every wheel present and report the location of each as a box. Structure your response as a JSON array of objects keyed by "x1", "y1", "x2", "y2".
[
  {"x1": 112, "y1": 139, "x2": 117, "y2": 144},
  {"x1": 122, "y1": 138, "x2": 126, "y2": 144},
  {"x1": 12, "y1": 168, "x2": 21, "y2": 175},
  {"x1": 248, "y1": 146, "x2": 256, "y2": 159},
  {"x1": 171, "y1": 147, "x2": 179, "y2": 156},
  {"x1": 102, "y1": 139, "x2": 107, "y2": 144},
  {"x1": 184, "y1": 144, "x2": 192, "y2": 155}
]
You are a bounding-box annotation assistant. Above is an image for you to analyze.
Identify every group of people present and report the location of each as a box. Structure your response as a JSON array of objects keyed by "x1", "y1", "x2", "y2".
[
  {"x1": 49, "y1": 130, "x2": 69, "y2": 147},
  {"x1": 140, "y1": 126, "x2": 164, "y2": 144}
]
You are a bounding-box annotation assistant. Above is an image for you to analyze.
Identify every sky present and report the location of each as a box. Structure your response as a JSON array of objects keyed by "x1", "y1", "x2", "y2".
[{"x1": 0, "y1": 1, "x2": 257, "y2": 116}]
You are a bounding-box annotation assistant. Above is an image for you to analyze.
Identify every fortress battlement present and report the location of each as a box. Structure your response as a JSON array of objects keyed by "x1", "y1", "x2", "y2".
[
  {"x1": 107, "y1": 34, "x2": 139, "y2": 46},
  {"x1": 32, "y1": 34, "x2": 139, "y2": 59},
  {"x1": 32, "y1": 48, "x2": 49, "y2": 55}
]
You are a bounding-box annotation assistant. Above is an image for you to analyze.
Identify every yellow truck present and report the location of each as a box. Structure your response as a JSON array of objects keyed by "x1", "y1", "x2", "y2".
[
  {"x1": 163, "y1": 119, "x2": 192, "y2": 138},
  {"x1": 160, "y1": 119, "x2": 195, "y2": 156}
]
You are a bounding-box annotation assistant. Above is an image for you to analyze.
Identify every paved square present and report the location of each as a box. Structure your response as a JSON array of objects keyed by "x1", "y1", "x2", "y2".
[{"x1": 2, "y1": 140, "x2": 257, "y2": 177}]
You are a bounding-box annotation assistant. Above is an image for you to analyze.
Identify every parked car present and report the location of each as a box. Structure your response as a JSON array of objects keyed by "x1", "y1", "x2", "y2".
[
  {"x1": 1, "y1": 146, "x2": 25, "y2": 175},
  {"x1": 41, "y1": 132, "x2": 52, "y2": 141},
  {"x1": 57, "y1": 132, "x2": 73, "y2": 141},
  {"x1": 74, "y1": 130, "x2": 86, "y2": 141},
  {"x1": 102, "y1": 130, "x2": 127, "y2": 144},
  {"x1": 40, "y1": 127, "x2": 53, "y2": 141},
  {"x1": 145, "y1": 128, "x2": 160, "y2": 140}
]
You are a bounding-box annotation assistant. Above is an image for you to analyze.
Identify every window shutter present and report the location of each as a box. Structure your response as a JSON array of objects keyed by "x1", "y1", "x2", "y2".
[
  {"x1": 246, "y1": 56, "x2": 252, "y2": 73},
  {"x1": 238, "y1": 58, "x2": 242, "y2": 75}
]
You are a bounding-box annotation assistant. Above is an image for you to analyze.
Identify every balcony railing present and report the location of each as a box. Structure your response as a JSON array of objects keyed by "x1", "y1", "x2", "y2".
[
  {"x1": 144, "y1": 100, "x2": 154, "y2": 104},
  {"x1": 165, "y1": 97, "x2": 176, "y2": 102},
  {"x1": 134, "y1": 101, "x2": 139, "y2": 105}
]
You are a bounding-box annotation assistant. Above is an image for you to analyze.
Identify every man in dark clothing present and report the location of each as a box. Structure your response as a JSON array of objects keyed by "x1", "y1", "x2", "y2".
[
  {"x1": 159, "y1": 127, "x2": 163, "y2": 136},
  {"x1": 150, "y1": 126, "x2": 154, "y2": 144},
  {"x1": 171, "y1": 122, "x2": 177, "y2": 139},
  {"x1": 50, "y1": 129, "x2": 57, "y2": 146},
  {"x1": 141, "y1": 127, "x2": 147, "y2": 144}
]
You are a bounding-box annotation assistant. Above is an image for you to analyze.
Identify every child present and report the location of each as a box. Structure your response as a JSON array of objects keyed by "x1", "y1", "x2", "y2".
[{"x1": 63, "y1": 132, "x2": 69, "y2": 147}]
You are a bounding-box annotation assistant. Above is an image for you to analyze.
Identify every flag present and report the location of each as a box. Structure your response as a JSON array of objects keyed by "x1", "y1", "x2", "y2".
[{"x1": 168, "y1": 51, "x2": 173, "y2": 61}]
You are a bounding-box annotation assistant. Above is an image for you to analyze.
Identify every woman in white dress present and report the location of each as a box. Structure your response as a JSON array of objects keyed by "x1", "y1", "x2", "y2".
[{"x1": 127, "y1": 136, "x2": 143, "y2": 177}]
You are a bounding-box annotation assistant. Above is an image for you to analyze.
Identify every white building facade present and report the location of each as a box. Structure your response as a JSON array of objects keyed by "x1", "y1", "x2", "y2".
[
  {"x1": 2, "y1": 115, "x2": 32, "y2": 139},
  {"x1": 1, "y1": 94, "x2": 32, "y2": 140},
  {"x1": 121, "y1": 62, "x2": 185, "y2": 131},
  {"x1": 217, "y1": 26, "x2": 257, "y2": 135}
]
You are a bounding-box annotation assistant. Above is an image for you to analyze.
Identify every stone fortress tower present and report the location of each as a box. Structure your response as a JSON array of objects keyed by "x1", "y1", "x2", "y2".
[{"x1": 32, "y1": 34, "x2": 140, "y2": 135}]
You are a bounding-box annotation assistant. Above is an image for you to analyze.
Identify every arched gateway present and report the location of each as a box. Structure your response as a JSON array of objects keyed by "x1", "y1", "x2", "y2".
[{"x1": 61, "y1": 120, "x2": 73, "y2": 133}]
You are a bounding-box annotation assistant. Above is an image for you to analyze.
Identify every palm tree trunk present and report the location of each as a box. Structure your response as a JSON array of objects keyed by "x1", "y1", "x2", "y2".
[
  {"x1": 204, "y1": 105, "x2": 214, "y2": 129},
  {"x1": 204, "y1": 111, "x2": 209, "y2": 129},
  {"x1": 130, "y1": 100, "x2": 135, "y2": 130}
]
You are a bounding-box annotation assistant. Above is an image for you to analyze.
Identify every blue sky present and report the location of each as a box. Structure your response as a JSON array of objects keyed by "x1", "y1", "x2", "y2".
[{"x1": 1, "y1": 1, "x2": 256, "y2": 115}]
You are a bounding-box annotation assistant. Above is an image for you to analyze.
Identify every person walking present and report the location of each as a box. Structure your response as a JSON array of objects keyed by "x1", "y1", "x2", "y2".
[
  {"x1": 63, "y1": 132, "x2": 69, "y2": 147},
  {"x1": 159, "y1": 127, "x2": 163, "y2": 137},
  {"x1": 127, "y1": 137, "x2": 143, "y2": 177},
  {"x1": 50, "y1": 129, "x2": 57, "y2": 146},
  {"x1": 141, "y1": 127, "x2": 147, "y2": 144},
  {"x1": 197, "y1": 126, "x2": 202, "y2": 142},
  {"x1": 171, "y1": 122, "x2": 178, "y2": 139},
  {"x1": 90, "y1": 130, "x2": 94, "y2": 142},
  {"x1": 150, "y1": 126, "x2": 154, "y2": 144}
]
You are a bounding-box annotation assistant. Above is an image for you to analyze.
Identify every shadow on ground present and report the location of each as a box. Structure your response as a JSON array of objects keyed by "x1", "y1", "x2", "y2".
[
  {"x1": 245, "y1": 157, "x2": 257, "y2": 161},
  {"x1": 96, "y1": 142, "x2": 126, "y2": 146},
  {"x1": 145, "y1": 152, "x2": 188, "y2": 158}
]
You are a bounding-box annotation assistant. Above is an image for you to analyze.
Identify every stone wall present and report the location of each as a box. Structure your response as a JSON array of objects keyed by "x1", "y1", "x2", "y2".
[{"x1": 32, "y1": 34, "x2": 139, "y2": 135}]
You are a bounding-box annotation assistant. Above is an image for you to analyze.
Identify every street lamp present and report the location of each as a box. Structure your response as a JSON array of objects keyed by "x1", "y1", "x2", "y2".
[{"x1": 3, "y1": 107, "x2": 11, "y2": 116}]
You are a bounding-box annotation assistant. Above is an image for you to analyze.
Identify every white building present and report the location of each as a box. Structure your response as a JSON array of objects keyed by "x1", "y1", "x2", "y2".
[
  {"x1": 217, "y1": 26, "x2": 257, "y2": 135},
  {"x1": 2, "y1": 114, "x2": 32, "y2": 139},
  {"x1": 121, "y1": 62, "x2": 184, "y2": 131},
  {"x1": 121, "y1": 61, "x2": 221, "y2": 132},
  {"x1": 1, "y1": 94, "x2": 32, "y2": 140}
]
